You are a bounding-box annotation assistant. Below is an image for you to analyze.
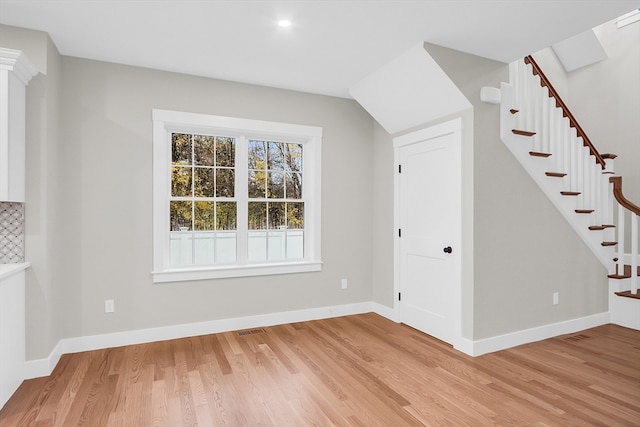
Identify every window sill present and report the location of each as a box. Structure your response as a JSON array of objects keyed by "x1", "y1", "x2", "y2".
[{"x1": 152, "y1": 261, "x2": 322, "y2": 283}]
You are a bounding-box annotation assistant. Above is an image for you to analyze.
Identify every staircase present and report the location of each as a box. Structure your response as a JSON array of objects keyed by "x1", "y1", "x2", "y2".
[{"x1": 496, "y1": 55, "x2": 639, "y2": 329}]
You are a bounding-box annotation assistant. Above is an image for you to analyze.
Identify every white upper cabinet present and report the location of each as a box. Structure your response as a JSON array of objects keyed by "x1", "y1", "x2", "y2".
[{"x1": 0, "y1": 48, "x2": 38, "y2": 202}]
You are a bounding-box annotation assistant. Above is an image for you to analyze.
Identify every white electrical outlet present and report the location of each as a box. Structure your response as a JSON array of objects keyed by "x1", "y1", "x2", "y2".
[
  {"x1": 105, "y1": 299, "x2": 115, "y2": 313},
  {"x1": 552, "y1": 292, "x2": 559, "y2": 305},
  {"x1": 341, "y1": 278, "x2": 348, "y2": 289}
]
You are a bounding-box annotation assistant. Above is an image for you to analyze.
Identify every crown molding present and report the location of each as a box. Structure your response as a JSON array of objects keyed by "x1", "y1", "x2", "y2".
[{"x1": 0, "y1": 48, "x2": 38, "y2": 85}]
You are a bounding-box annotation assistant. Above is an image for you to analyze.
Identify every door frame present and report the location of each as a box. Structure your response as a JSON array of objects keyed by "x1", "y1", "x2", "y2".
[{"x1": 393, "y1": 117, "x2": 463, "y2": 347}]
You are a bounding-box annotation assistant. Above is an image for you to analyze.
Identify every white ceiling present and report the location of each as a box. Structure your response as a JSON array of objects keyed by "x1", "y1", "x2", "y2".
[{"x1": 0, "y1": 0, "x2": 638, "y2": 98}]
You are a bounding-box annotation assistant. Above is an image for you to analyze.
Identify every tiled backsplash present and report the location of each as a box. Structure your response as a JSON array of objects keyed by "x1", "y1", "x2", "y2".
[{"x1": 0, "y1": 202, "x2": 25, "y2": 263}]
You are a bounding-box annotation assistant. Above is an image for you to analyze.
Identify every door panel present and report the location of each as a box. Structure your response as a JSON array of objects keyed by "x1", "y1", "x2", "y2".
[{"x1": 397, "y1": 122, "x2": 461, "y2": 345}]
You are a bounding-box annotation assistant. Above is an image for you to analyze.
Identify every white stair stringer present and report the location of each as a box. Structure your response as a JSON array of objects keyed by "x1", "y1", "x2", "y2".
[{"x1": 499, "y1": 80, "x2": 615, "y2": 269}]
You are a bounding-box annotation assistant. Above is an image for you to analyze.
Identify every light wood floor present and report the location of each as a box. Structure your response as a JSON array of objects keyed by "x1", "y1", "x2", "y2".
[{"x1": 1, "y1": 313, "x2": 639, "y2": 426}]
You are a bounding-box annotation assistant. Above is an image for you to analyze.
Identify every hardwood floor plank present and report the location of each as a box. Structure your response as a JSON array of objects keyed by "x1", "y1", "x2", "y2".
[
  {"x1": 477, "y1": 355, "x2": 610, "y2": 425},
  {"x1": 197, "y1": 361, "x2": 237, "y2": 425},
  {"x1": 0, "y1": 377, "x2": 47, "y2": 427},
  {"x1": 268, "y1": 326, "x2": 359, "y2": 425},
  {"x1": 305, "y1": 324, "x2": 412, "y2": 407},
  {"x1": 206, "y1": 334, "x2": 233, "y2": 375},
  {"x1": 1, "y1": 314, "x2": 639, "y2": 426},
  {"x1": 150, "y1": 379, "x2": 168, "y2": 427},
  {"x1": 33, "y1": 352, "x2": 89, "y2": 426},
  {"x1": 259, "y1": 333, "x2": 300, "y2": 375},
  {"x1": 300, "y1": 325, "x2": 424, "y2": 426},
  {"x1": 273, "y1": 325, "x2": 350, "y2": 403},
  {"x1": 171, "y1": 341, "x2": 198, "y2": 427},
  {"x1": 273, "y1": 322, "x2": 400, "y2": 425},
  {"x1": 187, "y1": 370, "x2": 213, "y2": 427},
  {"x1": 509, "y1": 345, "x2": 640, "y2": 412},
  {"x1": 58, "y1": 351, "x2": 111, "y2": 426},
  {"x1": 316, "y1": 317, "x2": 499, "y2": 424}
]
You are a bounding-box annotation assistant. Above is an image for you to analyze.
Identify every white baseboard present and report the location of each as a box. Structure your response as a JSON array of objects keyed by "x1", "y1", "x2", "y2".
[
  {"x1": 454, "y1": 337, "x2": 475, "y2": 355},
  {"x1": 369, "y1": 302, "x2": 611, "y2": 357},
  {"x1": 371, "y1": 302, "x2": 398, "y2": 322},
  {"x1": 465, "y1": 312, "x2": 611, "y2": 357},
  {"x1": 24, "y1": 301, "x2": 374, "y2": 380},
  {"x1": 23, "y1": 303, "x2": 616, "y2": 380}
]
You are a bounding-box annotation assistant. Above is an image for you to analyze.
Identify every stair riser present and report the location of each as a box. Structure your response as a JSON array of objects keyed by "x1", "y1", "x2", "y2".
[{"x1": 609, "y1": 279, "x2": 640, "y2": 330}]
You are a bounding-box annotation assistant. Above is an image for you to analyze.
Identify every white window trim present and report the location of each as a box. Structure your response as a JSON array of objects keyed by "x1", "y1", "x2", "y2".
[{"x1": 152, "y1": 109, "x2": 322, "y2": 283}]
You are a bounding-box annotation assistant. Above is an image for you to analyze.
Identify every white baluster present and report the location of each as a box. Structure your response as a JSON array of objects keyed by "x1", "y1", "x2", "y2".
[
  {"x1": 510, "y1": 61, "x2": 518, "y2": 101},
  {"x1": 594, "y1": 170, "x2": 602, "y2": 226},
  {"x1": 589, "y1": 160, "x2": 596, "y2": 216},
  {"x1": 631, "y1": 213, "x2": 638, "y2": 294},
  {"x1": 587, "y1": 153, "x2": 593, "y2": 213},
  {"x1": 533, "y1": 78, "x2": 542, "y2": 152},
  {"x1": 606, "y1": 180, "x2": 616, "y2": 275},
  {"x1": 551, "y1": 108, "x2": 561, "y2": 171},
  {"x1": 580, "y1": 146, "x2": 591, "y2": 213},
  {"x1": 585, "y1": 149, "x2": 593, "y2": 212},
  {"x1": 563, "y1": 119, "x2": 571, "y2": 185},
  {"x1": 580, "y1": 145, "x2": 589, "y2": 211},
  {"x1": 525, "y1": 65, "x2": 534, "y2": 133},
  {"x1": 575, "y1": 136, "x2": 584, "y2": 199},
  {"x1": 607, "y1": 179, "x2": 614, "y2": 226},
  {"x1": 569, "y1": 128, "x2": 577, "y2": 192},
  {"x1": 579, "y1": 147, "x2": 586, "y2": 211},
  {"x1": 521, "y1": 62, "x2": 528, "y2": 129},
  {"x1": 618, "y1": 204, "x2": 626, "y2": 278},
  {"x1": 541, "y1": 87, "x2": 549, "y2": 153},
  {"x1": 514, "y1": 61, "x2": 523, "y2": 114},
  {"x1": 531, "y1": 82, "x2": 536, "y2": 149}
]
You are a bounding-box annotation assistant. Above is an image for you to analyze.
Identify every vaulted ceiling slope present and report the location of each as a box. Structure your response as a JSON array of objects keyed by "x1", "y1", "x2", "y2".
[{"x1": 0, "y1": 0, "x2": 638, "y2": 98}]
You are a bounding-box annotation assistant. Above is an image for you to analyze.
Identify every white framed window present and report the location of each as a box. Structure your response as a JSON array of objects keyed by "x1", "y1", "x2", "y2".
[{"x1": 152, "y1": 109, "x2": 322, "y2": 283}]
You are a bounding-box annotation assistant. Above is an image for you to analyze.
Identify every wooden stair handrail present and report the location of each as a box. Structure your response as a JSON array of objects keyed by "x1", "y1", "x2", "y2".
[
  {"x1": 524, "y1": 55, "x2": 606, "y2": 168},
  {"x1": 610, "y1": 176, "x2": 640, "y2": 216}
]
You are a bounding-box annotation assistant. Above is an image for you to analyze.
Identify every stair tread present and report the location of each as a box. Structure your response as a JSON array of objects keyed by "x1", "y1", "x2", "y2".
[
  {"x1": 575, "y1": 209, "x2": 594, "y2": 214},
  {"x1": 588, "y1": 224, "x2": 616, "y2": 230},
  {"x1": 512, "y1": 129, "x2": 536, "y2": 137},
  {"x1": 510, "y1": 109, "x2": 519, "y2": 114},
  {"x1": 614, "y1": 291, "x2": 640, "y2": 300},
  {"x1": 608, "y1": 265, "x2": 640, "y2": 279},
  {"x1": 560, "y1": 191, "x2": 581, "y2": 196},
  {"x1": 530, "y1": 151, "x2": 552, "y2": 158},
  {"x1": 545, "y1": 172, "x2": 567, "y2": 177},
  {"x1": 601, "y1": 241, "x2": 618, "y2": 247}
]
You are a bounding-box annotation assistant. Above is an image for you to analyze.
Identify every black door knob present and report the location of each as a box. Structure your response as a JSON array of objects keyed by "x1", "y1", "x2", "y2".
[{"x1": 443, "y1": 246, "x2": 452, "y2": 254}]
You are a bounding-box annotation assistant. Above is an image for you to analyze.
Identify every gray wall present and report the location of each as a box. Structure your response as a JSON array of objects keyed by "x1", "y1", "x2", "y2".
[
  {"x1": 3, "y1": 22, "x2": 616, "y2": 359},
  {"x1": 3, "y1": 24, "x2": 375, "y2": 359},
  {"x1": 371, "y1": 121, "x2": 394, "y2": 308},
  {"x1": 59, "y1": 57, "x2": 375, "y2": 343},
  {"x1": 571, "y1": 19, "x2": 639, "y2": 205},
  {"x1": 0, "y1": 24, "x2": 71, "y2": 359},
  {"x1": 371, "y1": 43, "x2": 608, "y2": 341},
  {"x1": 428, "y1": 43, "x2": 608, "y2": 340}
]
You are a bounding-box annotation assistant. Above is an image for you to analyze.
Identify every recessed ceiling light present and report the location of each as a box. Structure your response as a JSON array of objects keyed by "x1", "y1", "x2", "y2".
[{"x1": 278, "y1": 20, "x2": 292, "y2": 28}]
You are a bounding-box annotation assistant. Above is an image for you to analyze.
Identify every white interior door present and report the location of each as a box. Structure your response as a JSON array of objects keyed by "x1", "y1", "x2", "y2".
[{"x1": 395, "y1": 119, "x2": 461, "y2": 346}]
